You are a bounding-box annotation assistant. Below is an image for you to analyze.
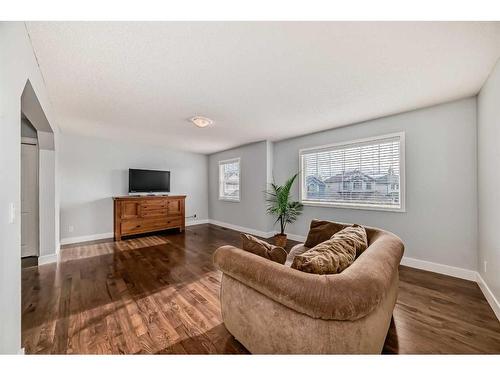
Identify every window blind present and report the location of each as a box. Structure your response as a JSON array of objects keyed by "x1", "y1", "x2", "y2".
[
  {"x1": 219, "y1": 158, "x2": 240, "y2": 201},
  {"x1": 300, "y1": 134, "x2": 404, "y2": 210}
]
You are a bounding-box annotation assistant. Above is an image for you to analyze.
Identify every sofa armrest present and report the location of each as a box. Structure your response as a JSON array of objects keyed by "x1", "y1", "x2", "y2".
[{"x1": 213, "y1": 231, "x2": 403, "y2": 321}]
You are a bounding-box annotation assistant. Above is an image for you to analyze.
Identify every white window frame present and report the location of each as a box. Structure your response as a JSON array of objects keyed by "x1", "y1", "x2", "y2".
[
  {"x1": 218, "y1": 157, "x2": 241, "y2": 202},
  {"x1": 299, "y1": 132, "x2": 406, "y2": 212}
]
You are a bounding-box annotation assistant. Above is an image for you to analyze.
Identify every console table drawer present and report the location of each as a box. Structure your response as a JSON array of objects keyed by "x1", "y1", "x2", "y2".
[
  {"x1": 140, "y1": 208, "x2": 168, "y2": 218},
  {"x1": 140, "y1": 201, "x2": 167, "y2": 211},
  {"x1": 121, "y1": 217, "x2": 182, "y2": 235}
]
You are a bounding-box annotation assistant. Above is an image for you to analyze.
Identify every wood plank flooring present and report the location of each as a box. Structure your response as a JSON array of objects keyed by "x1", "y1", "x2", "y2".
[{"x1": 21, "y1": 224, "x2": 500, "y2": 354}]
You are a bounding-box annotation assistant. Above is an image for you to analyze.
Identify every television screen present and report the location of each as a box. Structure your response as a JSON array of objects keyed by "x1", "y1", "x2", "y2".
[{"x1": 129, "y1": 169, "x2": 170, "y2": 193}]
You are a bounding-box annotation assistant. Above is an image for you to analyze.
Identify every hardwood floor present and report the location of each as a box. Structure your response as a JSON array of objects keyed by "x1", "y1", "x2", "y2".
[{"x1": 22, "y1": 224, "x2": 500, "y2": 354}]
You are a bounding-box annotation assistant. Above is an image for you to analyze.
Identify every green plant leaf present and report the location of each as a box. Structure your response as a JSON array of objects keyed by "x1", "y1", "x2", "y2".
[{"x1": 265, "y1": 173, "x2": 303, "y2": 234}]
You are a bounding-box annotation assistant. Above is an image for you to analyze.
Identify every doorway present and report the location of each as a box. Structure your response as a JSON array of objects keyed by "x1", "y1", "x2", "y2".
[
  {"x1": 20, "y1": 80, "x2": 56, "y2": 268},
  {"x1": 20, "y1": 117, "x2": 39, "y2": 264}
]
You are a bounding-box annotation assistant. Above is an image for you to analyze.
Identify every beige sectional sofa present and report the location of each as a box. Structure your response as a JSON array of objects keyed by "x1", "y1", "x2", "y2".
[{"x1": 213, "y1": 222, "x2": 404, "y2": 354}]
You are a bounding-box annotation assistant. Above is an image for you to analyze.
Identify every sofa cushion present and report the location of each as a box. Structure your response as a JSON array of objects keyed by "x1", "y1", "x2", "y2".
[
  {"x1": 285, "y1": 244, "x2": 310, "y2": 266},
  {"x1": 304, "y1": 220, "x2": 346, "y2": 248},
  {"x1": 291, "y1": 225, "x2": 367, "y2": 274},
  {"x1": 241, "y1": 233, "x2": 287, "y2": 264}
]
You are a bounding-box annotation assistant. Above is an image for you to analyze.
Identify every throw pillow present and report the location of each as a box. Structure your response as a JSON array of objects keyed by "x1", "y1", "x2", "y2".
[
  {"x1": 240, "y1": 233, "x2": 287, "y2": 264},
  {"x1": 304, "y1": 220, "x2": 346, "y2": 248},
  {"x1": 291, "y1": 225, "x2": 367, "y2": 274}
]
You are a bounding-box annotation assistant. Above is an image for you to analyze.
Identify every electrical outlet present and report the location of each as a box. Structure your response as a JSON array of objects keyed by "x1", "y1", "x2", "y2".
[
  {"x1": 484, "y1": 261, "x2": 488, "y2": 273},
  {"x1": 68, "y1": 225, "x2": 74, "y2": 233}
]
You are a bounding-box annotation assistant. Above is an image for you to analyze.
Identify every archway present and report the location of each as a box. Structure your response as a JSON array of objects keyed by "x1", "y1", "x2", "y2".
[{"x1": 20, "y1": 80, "x2": 57, "y2": 264}]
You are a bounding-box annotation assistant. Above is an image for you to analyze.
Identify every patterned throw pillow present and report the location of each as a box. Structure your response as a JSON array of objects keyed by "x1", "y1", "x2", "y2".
[
  {"x1": 240, "y1": 233, "x2": 287, "y2": 264},
  {"x1": 291, "y1": 225, "x2": 367, "y2": 274}
]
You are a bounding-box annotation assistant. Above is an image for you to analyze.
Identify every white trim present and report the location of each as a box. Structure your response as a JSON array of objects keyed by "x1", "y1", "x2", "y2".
[
  {"x1": 476, "y1": 273, "x2": 500, "y2": 322},
  {"x1": 60, "y1": 232, "x2": 113, "y2": 245},
  {"x1": 38, "y1": 253, "x2": 58, "y2": 265},
  {"x1": 298, "y1": 132, "x2": 405, "y2": 154},
  {"x1": 301, "y1": 200, "x2": 406, "y2": 212},
  {"x1": 299, "y1": 131, "x2": 406, "y2": 213},
  {"x1": 208, "y1": 219, "x2": 274, "y2": 238},
  {"x1": 400, "y1": 256, "x2": 477, "y2": 281},
  {"x1": 218, "y1": 197, "x2": 241, "y2": 203},
  {"x1": 286, "y1": 233, "x2": 307, "y2": 242},
  {"x1": 186, "y1": 219, "x2": 209, "y2": 226},
  {"x1": 208, "y1": 220, "x2": 306, "y2": 241},
  {"x1": 60, "y1": 221, "x2": 210, "y2": 245},
  {"x1": 218, "y1": 157, "x2": 241, "y2": 164},
  {"x1": 218, "y1": 157, "x2": 241, "y2": 202}
]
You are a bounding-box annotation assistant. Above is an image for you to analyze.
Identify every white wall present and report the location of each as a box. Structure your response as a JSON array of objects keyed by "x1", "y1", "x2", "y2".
[
  {"x1": 59, "y1": 133, "x2": 209, "y2": 242},
  {"x1": 478, "y1": 58, "x2": 500, "y2": 302},
  {"x1": 273, "y1": 98, "x2": 478, "y2": 271},
  {"x1": 208, "y1": 141, "x2": 274, "y2": 233},
  {"x1": 0, "y1": 22, "x2": 59, "y2": 354}
]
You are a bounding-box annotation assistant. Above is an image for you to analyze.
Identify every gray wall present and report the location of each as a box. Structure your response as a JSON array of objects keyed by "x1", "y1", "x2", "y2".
[
  {"x1": 208, "y1": 141, "x2": 273, "y2": 233},
  {"x1": 0, "y1": 23, "x2": 59, "y2": 354},
  {"x1": 59, "y1": 133, "x2": 209, "y2": 241},
  {"x1": 273, "y1": 98, "x2": 478, "y2": 270},
  {"x1": 21, "y1": 117, "x2": 37, "y2": 138},
  {"x1": 478, "y1": 59, "x2": 500, "y2": 301}
]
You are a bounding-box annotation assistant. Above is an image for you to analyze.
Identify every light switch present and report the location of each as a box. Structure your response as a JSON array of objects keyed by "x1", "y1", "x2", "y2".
[{"x1": 9, "y1": 203, "x2": 15, "y2": 224}]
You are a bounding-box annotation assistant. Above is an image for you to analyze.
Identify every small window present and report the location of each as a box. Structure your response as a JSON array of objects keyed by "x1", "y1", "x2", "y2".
[
  {"x1": 300, "y1": 133, "x2": 405, "y2": 211},
  {"x1": 219, "y1": 158, "x2": 240, "y2": 201}
]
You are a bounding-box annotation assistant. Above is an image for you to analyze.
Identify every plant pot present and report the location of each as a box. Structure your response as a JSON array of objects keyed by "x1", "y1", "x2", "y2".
[{"x1": 274, "y1": 234, "x2": 287, "y2": 248}]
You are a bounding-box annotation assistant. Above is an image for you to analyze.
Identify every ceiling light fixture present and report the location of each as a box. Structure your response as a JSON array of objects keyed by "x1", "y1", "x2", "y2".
[{"x1": 190, "y1": 116, "x2": 213, "y2": 128}]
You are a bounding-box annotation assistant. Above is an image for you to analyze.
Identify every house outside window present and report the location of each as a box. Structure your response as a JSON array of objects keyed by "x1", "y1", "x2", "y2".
[
  {"x1": 219, "y1": 158, "x2": 240, "y2": 201},
  {"x1": 299, "y1": 133, "x2": 405, "y2": 211}
]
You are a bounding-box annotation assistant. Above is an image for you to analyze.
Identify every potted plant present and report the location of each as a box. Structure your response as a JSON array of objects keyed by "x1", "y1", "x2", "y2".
[{"x1": 265, "y1": 173, "x2": 304, "y2": 247}]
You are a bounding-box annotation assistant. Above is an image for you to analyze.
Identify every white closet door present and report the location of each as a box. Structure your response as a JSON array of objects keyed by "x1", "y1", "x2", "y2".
[{"x1": 21, "y1": 143, "x2": 39, "y2": 257}]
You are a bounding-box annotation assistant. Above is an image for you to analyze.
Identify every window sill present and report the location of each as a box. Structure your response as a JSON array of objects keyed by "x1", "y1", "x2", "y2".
[
  {"x1": 219, "y1": 197, "x2": 240, "y2": 203},
  {"x1": 301, "y1": 200, "x2": 405, "y2": 213}
]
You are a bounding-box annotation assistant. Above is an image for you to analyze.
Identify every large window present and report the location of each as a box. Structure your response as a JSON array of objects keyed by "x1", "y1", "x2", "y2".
[
  {"x1": 219, "y1": 158, "x2": 240, "y2": 201},
  {"x1": 300, "y1": 133, "x2": 405, "y2": 211}
]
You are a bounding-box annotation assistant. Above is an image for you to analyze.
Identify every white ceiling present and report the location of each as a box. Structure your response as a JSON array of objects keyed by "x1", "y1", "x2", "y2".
[{"x1": 27, "y1": 22, "x2": 500, "y2": 154}]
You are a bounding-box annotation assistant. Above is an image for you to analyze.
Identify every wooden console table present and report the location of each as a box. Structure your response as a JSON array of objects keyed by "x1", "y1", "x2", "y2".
[{"x1": 113, "y1": 195, "x2": 186, "y2": 240}]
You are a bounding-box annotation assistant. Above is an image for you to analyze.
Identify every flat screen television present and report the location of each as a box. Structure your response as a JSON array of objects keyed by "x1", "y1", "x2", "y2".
[{"x1": 129, "y1": 169, "x2": 170, "y2": 193}]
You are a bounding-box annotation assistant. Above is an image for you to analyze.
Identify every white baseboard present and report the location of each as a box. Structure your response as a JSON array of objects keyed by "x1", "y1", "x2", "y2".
[
  {"x1": 476, "y1": 273, "x2": 500, "y2": 322},
  {"x1": 60, "y1": 232, "x2": 114, "y2": 245},
  {"x1": 38, "y1": 253, "x2": 58, "y2": 265},
  {"x1": 186, "y1": 219, "x2": 209, "y2": 226},
  {"x1": 400, "y1": 256, "x2": 477, "y2": 281},
  {"x1": 60, "y1": 220, "x2": 209, "y2": 245},
  {"x1": 287, "y1": 233, "x2": 307, "y2": 242},
  {"x1": 208, "y1": 219, "x2": 274, "y2": 238}
]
